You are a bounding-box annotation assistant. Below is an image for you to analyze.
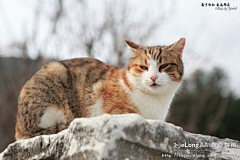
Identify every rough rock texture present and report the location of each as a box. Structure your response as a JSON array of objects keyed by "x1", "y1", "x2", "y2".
[{"x1": 1, "y1": 114, "x2": 240, "y2": 160}]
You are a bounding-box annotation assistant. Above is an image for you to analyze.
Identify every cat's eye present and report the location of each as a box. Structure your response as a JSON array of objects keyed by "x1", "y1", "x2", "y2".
[
  {"x1": 159, "y1": 64, "x2": 169, "y2": 72},
  {"x1": 139, "y1": 65, "x2": 148, "y2": 71},
  {"x1": 166, "y1": 67, "x2": 173, "y2": 72}
]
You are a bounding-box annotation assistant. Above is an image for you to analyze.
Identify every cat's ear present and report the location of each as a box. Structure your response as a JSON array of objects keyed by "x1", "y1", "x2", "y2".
[
  {"x1": 124, "y1": 38, "x2": 140, "y2": 56},
  {"x1": 167, "y1": 38, "x2": 186, "y2": 57}
]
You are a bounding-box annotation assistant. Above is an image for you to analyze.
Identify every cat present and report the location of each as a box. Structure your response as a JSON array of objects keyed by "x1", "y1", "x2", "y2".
[{"x1": 15, "y1": 38, "x2": 185, "y2": 140}]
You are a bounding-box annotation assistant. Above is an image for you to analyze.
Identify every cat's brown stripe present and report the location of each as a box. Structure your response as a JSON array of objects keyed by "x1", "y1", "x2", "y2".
[
  {"x1": 147, "y1": 53, "x2": 151, "y2": 60},
  {"x1": 156, "y1": 47, "x2": 162, "y2": 60},
  {"x1": 121, "y1": 70, "x2": 133, "y2": 91},
  {"x1": 144, "y1": 58, "x2": 148, "y2": 65}
]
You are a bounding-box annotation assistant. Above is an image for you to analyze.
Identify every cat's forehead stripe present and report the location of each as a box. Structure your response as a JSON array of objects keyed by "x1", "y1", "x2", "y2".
[
  {"x1": 144, "y1": 58, "x2": 148, "y2": 65},
  {"x1": 146, "y1": 46, "x2": 162, "y2": 62},
  {"x1": 154, "y1": 47, "x2": 162, "y2": 60},
  {"x1": 156, "y1": 47, "x2": 162, "y2": 60},
  {"x1": 148, "y1": 47, "x2": 152, "y2": 55},
  {"x1": 147, "y1": 53, "x2": 150, "y2": 60}
]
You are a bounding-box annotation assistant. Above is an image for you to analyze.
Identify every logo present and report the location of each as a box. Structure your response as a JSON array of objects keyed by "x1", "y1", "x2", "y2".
[{"x1": 201, "y1": 2, "x2": 238, "y2": 11}]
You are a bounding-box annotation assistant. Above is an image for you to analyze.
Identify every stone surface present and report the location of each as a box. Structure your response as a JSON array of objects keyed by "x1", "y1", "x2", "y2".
[{"x1": 1, "y1": 114, "x2": 240, "y2": 160}]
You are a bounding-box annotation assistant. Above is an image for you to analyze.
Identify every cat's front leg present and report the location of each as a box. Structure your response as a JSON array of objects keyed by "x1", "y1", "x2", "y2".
[{"x1": 104, "y1": 105, "x2": 140, "y2": 115}]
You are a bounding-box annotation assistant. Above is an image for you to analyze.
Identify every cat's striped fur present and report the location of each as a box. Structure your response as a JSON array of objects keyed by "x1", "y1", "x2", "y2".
[{"x1": 15, "y1": 38, "x2": 185, "y2": 140}]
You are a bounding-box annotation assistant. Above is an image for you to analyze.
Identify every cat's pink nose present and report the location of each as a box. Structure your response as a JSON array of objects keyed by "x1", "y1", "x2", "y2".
[{"x1": 150, "y1": 76, "x2": 158, "y2": 82}]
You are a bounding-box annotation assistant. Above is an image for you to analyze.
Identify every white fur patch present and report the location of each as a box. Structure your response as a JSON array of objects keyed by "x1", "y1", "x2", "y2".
[
  {"x1": 90, "y1": 97, "x2": 104, "y2": 117},
  {"x1": 39, "y1": 107, "x2": 67, "y2": 129},
  {"x1": 129, "y1": 90, "x2": 175, "y2": 121}
]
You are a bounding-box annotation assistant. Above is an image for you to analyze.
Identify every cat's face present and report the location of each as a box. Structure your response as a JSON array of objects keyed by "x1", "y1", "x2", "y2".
[{"x1": 126, "y1": 38, "x2": 185, "y2": 95}]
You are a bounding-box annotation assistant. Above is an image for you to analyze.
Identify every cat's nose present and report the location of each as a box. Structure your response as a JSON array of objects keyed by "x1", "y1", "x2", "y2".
[{"x1": 150, "y1": 76, "x2": 158, "y2": 82}]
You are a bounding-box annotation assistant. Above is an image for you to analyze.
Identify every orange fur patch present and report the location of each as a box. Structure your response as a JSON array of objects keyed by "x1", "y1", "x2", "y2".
[{"x1": 101, "y1": 69, "x2": 139, "y2": 114}]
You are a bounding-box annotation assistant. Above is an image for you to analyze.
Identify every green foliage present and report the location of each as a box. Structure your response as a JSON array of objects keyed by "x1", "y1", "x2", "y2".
[{"x1": 168, "y1": 67, "x2": 240, "y2": 140}]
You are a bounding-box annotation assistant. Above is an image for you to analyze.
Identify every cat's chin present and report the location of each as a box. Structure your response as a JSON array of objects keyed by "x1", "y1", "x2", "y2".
[
  {"x1": 150, "y1": 83, "x2": 161, "y2": 87},
  {"x1": 140, "y1": 81, "x2": 180, "y2": 95},
  {"x1": 139, "y1": 84, "x2": 164, "y2": 95}
]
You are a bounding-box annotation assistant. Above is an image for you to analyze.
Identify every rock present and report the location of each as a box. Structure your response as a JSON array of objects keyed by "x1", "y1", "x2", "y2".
[{"x1": 1, "y1": 114, "x2": 240, "y2": 160}]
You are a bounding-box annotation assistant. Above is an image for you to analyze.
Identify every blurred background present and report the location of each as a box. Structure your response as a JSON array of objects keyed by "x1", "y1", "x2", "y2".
[{"x1": 0, "y1": 0, "x2": 239, "y2": 151}]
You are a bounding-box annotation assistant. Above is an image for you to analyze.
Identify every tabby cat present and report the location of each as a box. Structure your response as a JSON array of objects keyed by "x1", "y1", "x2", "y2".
[{"x1": 15, "y1": 38, "x2": 185, "y2": 140}]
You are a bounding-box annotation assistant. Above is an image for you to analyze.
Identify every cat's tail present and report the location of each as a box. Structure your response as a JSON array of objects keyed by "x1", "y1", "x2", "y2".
[{"x1": 15, "y1": 123, "x2": 69, "y2": 140}]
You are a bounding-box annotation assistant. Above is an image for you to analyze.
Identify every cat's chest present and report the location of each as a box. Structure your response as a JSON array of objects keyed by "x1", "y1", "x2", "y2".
[{"x1": 129, "y1": 91, "x2": 173, "y2": 121}]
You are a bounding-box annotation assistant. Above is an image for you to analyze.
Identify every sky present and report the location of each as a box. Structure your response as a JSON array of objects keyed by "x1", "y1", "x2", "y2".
[{"x1": 0, "y1": 0, "x2": 240, "y2": 96}]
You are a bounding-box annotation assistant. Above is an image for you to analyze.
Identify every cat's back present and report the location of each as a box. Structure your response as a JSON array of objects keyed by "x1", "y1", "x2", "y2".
[
  {"x1": 60, "y1": 58, "x2": 112, "y2": 86},
  {"x1": 20, "y1": 58, "x2": 112, "y2": 94},
  {"x1": 18, "y1": 58, "x2": 113, "y2": 109}
]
